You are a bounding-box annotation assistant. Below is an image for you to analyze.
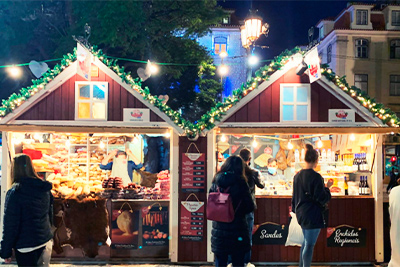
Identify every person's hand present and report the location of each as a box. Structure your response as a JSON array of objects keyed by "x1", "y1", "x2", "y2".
[
  {"x1": 4, "y1": 258, "x2": 12, "y2": 263},
  {"x1": 111, "y1": 149, "x2": 119, "y2": 156},
  {"x1": 126, "y1": 148, "x2": 132, "y2": 155},
  {"x1": 327, "y1": 179, "x2": 334, "y2": 188}
]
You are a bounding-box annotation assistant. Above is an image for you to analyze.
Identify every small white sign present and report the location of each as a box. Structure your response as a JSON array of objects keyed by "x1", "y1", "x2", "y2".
[
  {"x1": 123, "y1": 108, "x2": 150, "y2": 122},
  {"x1": 329, "y1": 109, "x2": 355, "y2": 123}
]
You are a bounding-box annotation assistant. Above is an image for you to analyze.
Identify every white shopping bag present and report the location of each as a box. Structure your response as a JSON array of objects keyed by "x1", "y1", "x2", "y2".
[{"x1": 285, "y1": 212, "x2": 304, "y2": 247}]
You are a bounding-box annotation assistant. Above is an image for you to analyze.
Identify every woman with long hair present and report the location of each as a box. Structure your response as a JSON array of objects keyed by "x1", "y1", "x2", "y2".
[
  {"x1": 210, "y1": 155, "x2": 255, "y2": 267},
  {"x1": 0, "y1": 154, "x2": 53, "y2": 267},
  {"x1": 291, "y1": 144, "x2": 331, "y2": 267}
]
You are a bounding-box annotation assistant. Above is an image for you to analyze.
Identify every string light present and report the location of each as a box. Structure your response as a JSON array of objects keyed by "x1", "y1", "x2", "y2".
[
  {"x1": 248, "y1": 54, "x2": 259, "y2": 66},
  {"x1": 252, "y1": 138, "x2": 258, "y2": 148},
  {"x1": 99, "y1": 140, "x2": 105, "y2": 149},
  {"x1": 288, "y1": 141, "x2": 293, "y2": 150},
  {"x1": 33, "y1": 133, "x2": 41, "y2": 140},
  {"x1": 148, "y1": 62, "x2": 159, "y2": 74},
  {"x1": 165, "y1": 131, "x2": 171, "y2": 138},
  {"x1": 7, "y1": 66, "x2": 22, "y2": 78},
  {"x1": 220, "y1": 134, "x2": 227, "y2": 142},
  {"x1": 219, "y1": 51, "x2": 228, "y2": 58},
  {"x1": 350, "y1": 134, "x2": 355, "y2": 141},
  {"x1": 65, "y1": 139, "x2": 71, "y2": 147},
  {"x1": 317, "y1": 138, "x2": 323, "y2": 148}
]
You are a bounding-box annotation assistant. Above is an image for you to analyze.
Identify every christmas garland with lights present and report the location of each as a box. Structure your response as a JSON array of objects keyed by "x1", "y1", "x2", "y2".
[{"x1": 0, "y1": 44, "x2": 398, "y2": 139}]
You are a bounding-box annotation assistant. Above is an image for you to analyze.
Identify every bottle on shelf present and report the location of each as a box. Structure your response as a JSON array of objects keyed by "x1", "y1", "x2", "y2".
[
  {"x1": 327, "y1": 149, "x2": 332, "y2": 162},
  {"x1": 295, "y1": 149, "x2": 300, "y2": 163},
  {"x1": 364, "y1": 176, "x2": 371, "y2": 195},
  {"x1": 359, "y1": 176, "x2": 364, "y2": 195},
  {"x1": 344, "y1": 175, "x2": 348, "y2": 195},
  {"x1": 353, "y1": 154, "x2": 359, "y2": 172},
  {"x1": 363, "y1": 153, "x2": 369, "y2": 171},
  {"x1": 321, "y1": 149, "x2": 327, "y2": 162}
]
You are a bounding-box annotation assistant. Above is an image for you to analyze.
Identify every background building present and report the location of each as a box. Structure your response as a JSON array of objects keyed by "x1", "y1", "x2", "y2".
[
  {"x1": 197, "y1": 10, "x2": 247, "y2": 98},
  {"x1": 316, "y1": 3, "x2": 400, "y2": 113}
]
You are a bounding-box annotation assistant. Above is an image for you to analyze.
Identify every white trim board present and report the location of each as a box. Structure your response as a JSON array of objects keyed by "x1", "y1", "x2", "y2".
[
  {"x1": 316, "y1": 77, "x2": 384, "y2": 126},
  {"x1": 209, "y1": 54, "x2": 304, "y2": 129},
  {"x1": 0, "y1": 61, "x2": 78, "y2": 125},
  {"x1": 11, "y1": 120, "x2": 171, "y2": 128},
  {"x1": 93, "y1": 57, "x2": 184, "y2": 135}
]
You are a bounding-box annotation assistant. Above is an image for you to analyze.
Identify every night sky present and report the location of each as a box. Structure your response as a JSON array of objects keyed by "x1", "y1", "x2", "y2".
[{"x1": 218, "y1": 0, "x2": 378, "y2": 59}]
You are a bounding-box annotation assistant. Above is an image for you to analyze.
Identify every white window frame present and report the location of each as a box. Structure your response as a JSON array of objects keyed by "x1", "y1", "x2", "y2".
[
  {"x1": 356, "y1": 10, "x2": 368, "y2": 25},
  {"x1": 392, "y1": 10, "x2": 400, "y2": 26},
  {"x1": 213, "y1": 36, "x2": 228, "y2": 55},
  {"x1": 75, "y1": 81, "x2": 108, "y2": 121},
  {"x1": 280, "y1": 84, "x2": 311, "y2": 124}
]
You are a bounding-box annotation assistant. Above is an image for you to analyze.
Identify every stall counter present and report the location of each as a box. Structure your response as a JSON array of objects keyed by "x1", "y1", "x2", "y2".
[{"x1": 252, "y1": 196, "x2": 375, "y2": 263}]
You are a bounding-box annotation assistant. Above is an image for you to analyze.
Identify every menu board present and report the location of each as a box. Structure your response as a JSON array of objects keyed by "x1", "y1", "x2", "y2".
[
  {"x1": 180, "y1": 200, "x2": 205, "y2": 241},
  {"x1": 181, "y1": 153, "x2": 205, "y2": 192},
  {"x1": 110, "y1": 202, "x2": 140, "y2": 249},
  {"x1": 141, "y1": 206, "x2": 169, "y2": 246}
]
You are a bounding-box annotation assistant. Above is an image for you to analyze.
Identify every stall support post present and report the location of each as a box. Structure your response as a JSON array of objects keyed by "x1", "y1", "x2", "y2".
[
  {"x1": 374, "y1": 134, "x2": 384, "y2": 262},
  {"x1": 170, "y1": 130, "x2": 179, "y2": 262},
  {"x1": 207, "y1": 130, "x2": 216, "y2": 263},
  {"x1": 0, "y1": 132, "x2": 12, "y2": 234}
]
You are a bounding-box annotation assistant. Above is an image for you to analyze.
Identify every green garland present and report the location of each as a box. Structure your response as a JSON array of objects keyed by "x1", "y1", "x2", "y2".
[{"x1": 1, "y1": 44, "x2": 398, "y2": 139}]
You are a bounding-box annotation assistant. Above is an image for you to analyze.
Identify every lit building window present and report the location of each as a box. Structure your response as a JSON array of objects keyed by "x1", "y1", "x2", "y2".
[
  {"x1": 356, "y1": 10, "x2": 368, "y2": 25},
  {"x1": 75, "y1": 82, "x2": 108, "y2": 120},
  {"x1": 355, "y1": 39, "x2": 368, "y2": 58},
  {"x1": 390, "y1": 75, "x2": 400, "y2": 96},
  {"x1": 355, "y1": 74, "x2": 368, "y2": 93},
  {"x1": 214, "y1": 36, "x2": 227, "y2": 55},
  {"x1": 392, "y1": 11, "x2": 400, "y2": 26},
  {"x1": 390, "y1": 40, "x2": 400, "y2": 59},
  {"x1": 327, "y1": 45, "x2": 332, "y2": 63},
  {"x1": 222, "y1": 17, "x2": 230, "y2": 24}
]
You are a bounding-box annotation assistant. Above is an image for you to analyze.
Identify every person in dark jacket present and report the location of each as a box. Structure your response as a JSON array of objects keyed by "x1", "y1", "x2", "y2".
[
  {"x1": 210, "y1": 155, "x2": 255, "y2": 267},
  {"x1": 291, "y1": 144, "x2": 331, "y2": 267},
  {"x1": 0, "y1": 154, "x2": 54, "y2": 267},
  {"x1": 239, "y1": 148, "x2": 264, "y2": 267}
]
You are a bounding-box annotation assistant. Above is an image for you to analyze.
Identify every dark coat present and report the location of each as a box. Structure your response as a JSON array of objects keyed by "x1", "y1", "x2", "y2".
[
  {"x1": 291, "y1": 169, "x2": 331, "y2": 229},
  {"x1": 245, "y1": 166, "x2": 265, "y2": 209},
  {"x1": 209, "y1": 172, "x2": 255, "y2": 255},
  {"x1": 0, "y1": 177, "x2": 53, "y2": 259}
]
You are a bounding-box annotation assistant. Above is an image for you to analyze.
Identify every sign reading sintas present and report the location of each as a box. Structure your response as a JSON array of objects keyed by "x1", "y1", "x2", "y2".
[
  {"x1": 252, "y1": 222, "x2": 288, "y2": 245},
  {"x1": 328, "y1": 109, "x2": 355, "y2": 123},
  {"x1": 327, "y1": 225, "x2": 366, "y2": 247}
]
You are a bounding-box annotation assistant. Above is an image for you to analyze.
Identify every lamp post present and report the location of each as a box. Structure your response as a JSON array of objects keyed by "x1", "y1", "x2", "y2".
[{"x1": 241, "y1": 10, "x2": 269, "y2": 81}]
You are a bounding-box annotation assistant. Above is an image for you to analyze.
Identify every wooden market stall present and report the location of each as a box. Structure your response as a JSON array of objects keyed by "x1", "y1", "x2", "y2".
[
  {"x1": 197, "y1": 52, "x2": 397, "y2": 264},
  {"x1": 0, "y1": 43, "x2": 184, "y2": 262}
]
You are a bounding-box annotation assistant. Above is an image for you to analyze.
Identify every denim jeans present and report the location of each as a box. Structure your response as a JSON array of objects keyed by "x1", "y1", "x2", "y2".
[
  {"x1": 299, "y1": 228, "x2": 321, "y2": 267},
  {"x1": 244, "y1": 212, "x2": 254, "y2": 264},
  {"x1": 215, "y1": 252, "x2": 245, "y2": 267},
  {"x1": 227, "y1": 212, "x2": 254, "y2": 265}
]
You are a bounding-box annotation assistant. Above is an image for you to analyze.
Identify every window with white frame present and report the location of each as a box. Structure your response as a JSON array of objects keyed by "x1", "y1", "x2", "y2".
[
  {"x1": 355, "y1": 39, "x2": 368, "y2": 58},
  {"x1": 390, "y1": 40, "x2": 400, "y2": 59},
  {"x1": 392, "y1": 11, "x2": 400, "y2": 26},
  {"x1": 390, "y1": 75, "x2": 400, "y2": 96},
  {"x1": 214, "y1": 36, "x2": 227, "y2": 55},
  {"x1": 319, "y1": 26, "x2": 324, "y2": 39},
  {"x1": 327, "y1": 44, "x2": 332, "y2": 63},
  {"x1": 356, "y1": 10, "x2": 368, "y2": 25},
  {"x1": 280, "y1": 84, "x2": 310, "y2": 122},
  {"x1": 75, "y1": 82, "x2": 108, "y2": 120},
  {"x1": 222, "y1": 17, "x2": 230, "y2": 24},
  {"x1": 354, "y1": 74, "x2": 368, "y2": 93}
]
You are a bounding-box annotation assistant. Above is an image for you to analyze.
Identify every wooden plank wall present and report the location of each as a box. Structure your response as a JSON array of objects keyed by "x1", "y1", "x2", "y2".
[
  {"x1": 224, "y1": 68, "x2": 366, "y2": 123},
  {"x1": 177, "y1": 136, "x2": 208, "y2": 262},
  {"x1": 15, "y1": 67, "x2": 163, "y2": 122},
  {"x1": 252, "y1": 197, "x2": 375, "y2": 263}
]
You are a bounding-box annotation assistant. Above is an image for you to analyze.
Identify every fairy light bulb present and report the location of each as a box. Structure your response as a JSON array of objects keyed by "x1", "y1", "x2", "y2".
[
  {"x1": 165, "y1": 131, "x2": 171, "y2": 138},
  {"x1": 288, "y1": 141, "x2": 293, "y2": 150},
  {"x1": 133, "y1": 135, "x2": 139, "y2": 144},
  {"x1": 350, "y1": 134, "x2": 355, "y2": 141},
  {"x1": 252, "y1": 138, "x2": 258, "y2": 148},
  {"x1": 99, "y1": 141, "x2": 105, "y2": 149},
  {"x1": 220, "y1": 134, "x2": 227, "y2": 142},
  {"x1": 317, "y1": 138, "x2": 323, "y2": 149},
  {"x1": 33, "y1": 133, "x2": 41, "y2": 140},
  {"x1": 65, "y1": 139, "x2": 71, "y2": 147}
]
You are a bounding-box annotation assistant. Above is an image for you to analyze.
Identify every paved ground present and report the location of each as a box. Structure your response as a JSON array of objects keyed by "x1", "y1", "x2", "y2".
[{"x1": 0, "y1": 263, "x2": 385, "y2": 267}]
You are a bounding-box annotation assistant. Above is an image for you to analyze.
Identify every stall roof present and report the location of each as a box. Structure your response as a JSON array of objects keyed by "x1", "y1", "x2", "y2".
[
  {"x1": 0, "y1": 44, "x2": 187, "y2": 134},
  {"x1": 197, "y1": 47, "x2": 400, "y2": 135}
]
